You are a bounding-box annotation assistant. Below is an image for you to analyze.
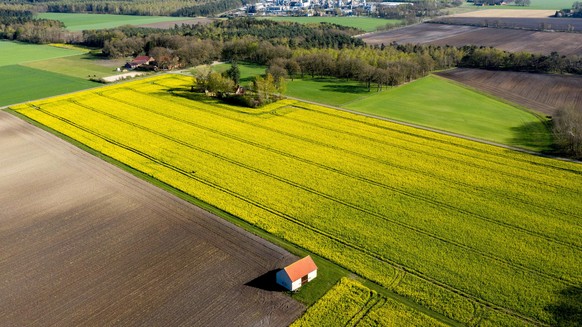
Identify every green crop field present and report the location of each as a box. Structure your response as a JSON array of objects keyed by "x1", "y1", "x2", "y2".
[
  {"x1": 11, "y1": 74, "x2": 582, "y2": 326},
  {"x1": 37, "y1": 13, "x2": 194, "y2": 31},
  {"x1": 343, "y1": 75, "x2": 552, "y2": 151},
  {"x1": 23, "y1": 54, "x2": 125, "y2": 79},
  {"x1": 0, "y1": 65, "x2": 96, "y2": 107},
  {"x1": 260, "y1": 16, "x2": 401, "y2": 32},
  {"x1": 293, "y1": 278, "x2": 446, "y2": 326},
  {"x1": 0, "y1": 41, "x2": 86, "y2": 67}
]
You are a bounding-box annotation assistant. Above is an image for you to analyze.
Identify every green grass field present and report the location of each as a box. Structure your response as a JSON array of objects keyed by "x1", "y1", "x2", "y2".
[
  {"x1": 37, "y1": 13, "x2": 194, "y2": 31},
  {"x1": 260, "y1": 16, "x2": 401, "y2": 32},
  {"x1": 23, "y1": 54, "x2": 125, "y2": 79},
  {"x1": 12, "y1": 74, "x2": 582, "y2": 326},
  {"x1": 343, "y1": 75, "x2": 551, "y2": 150},
  {"x1": 0, "y1": 40, "x2": 87, "y2": 67},
  {"x1": 0, "y1": 65, "x2": 96, "y2": 106}
]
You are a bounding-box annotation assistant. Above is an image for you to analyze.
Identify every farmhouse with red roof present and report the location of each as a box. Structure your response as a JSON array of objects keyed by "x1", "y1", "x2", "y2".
[
  {"x1": 125, "y1": 56, "x2": 154, "y2": 69},
  {"x1": 276, "y1": 256, "x2": 317, "y2": 291}
]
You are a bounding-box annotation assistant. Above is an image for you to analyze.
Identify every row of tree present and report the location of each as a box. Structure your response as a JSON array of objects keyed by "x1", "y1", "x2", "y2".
[
  {"x1": 0, "y1": 7, "x2": 72, "y2": 43},
  {"x1": 376, "y1": 0, "x2": 463, "y2": 20},
  {"x1": 2, "y1": 0, "x2": 246, "y2": 17}
]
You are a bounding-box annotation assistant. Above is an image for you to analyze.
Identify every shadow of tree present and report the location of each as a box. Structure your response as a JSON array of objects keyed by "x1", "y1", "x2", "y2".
[
  {"x1": 509, "y1": 121, "x2": 552, "y2": 151},
  {"x1": 245, "y1": 269, "x2": 287, "y2": 292},
  {"x1": 545, "y1": 286, "x2": 582, "y2": 327},
  {"x1": 321, "y1": 84, "x2": 369, "y2": 94}
]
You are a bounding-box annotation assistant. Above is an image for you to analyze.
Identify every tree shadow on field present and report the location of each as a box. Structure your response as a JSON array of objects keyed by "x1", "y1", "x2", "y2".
[
  {"x1": 545, "y1": 286, "x2": 582, "y2": 327},
  {"x1": 321, "y1": 83, "x2": 369, "y2": 94},
  {"x1": 245, "y1": 269, "x2": 286, "y2": 292},
  {"x1": 509, "y1": 121, "x2": 553, "y2": 151}
]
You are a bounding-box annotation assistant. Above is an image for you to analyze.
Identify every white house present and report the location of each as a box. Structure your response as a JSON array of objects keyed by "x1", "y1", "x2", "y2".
[{"x1": 276, "y1": 256, "x2": 318, "y2": 291}]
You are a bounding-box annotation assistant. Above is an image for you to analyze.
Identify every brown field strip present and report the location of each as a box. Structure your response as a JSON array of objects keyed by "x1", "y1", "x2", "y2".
[
  {"x1": 360, "y1": 23, "x2": 582, "y2": 55},
  {"x1": 447, "y1": 9, "x2": 556, "y2": 18},
  {"x1": 431, "y1": 17, "x2": 582, "y2": 33},
  {"x1": 437, "y1": 68, "x2": 582, "y2": 116},
  {"x1": 0, "y1": 111, "x2": 304, "y2": 326}
]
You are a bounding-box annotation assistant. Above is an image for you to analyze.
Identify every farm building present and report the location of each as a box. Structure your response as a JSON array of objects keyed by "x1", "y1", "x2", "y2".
[
  {"x1": 276, "y1": 256, "x2": 317, "y2": 291},
  {"x1": 125, "y1": 56, "x2": 155, "y2": 69}
]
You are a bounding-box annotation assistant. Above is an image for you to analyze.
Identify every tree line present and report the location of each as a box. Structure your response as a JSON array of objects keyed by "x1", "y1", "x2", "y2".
[
  {"x1": 2, "y1": 0, "x2": 246, "y2": 17},
  {"x1": 376, "y1": 0, "x2": 463, "y2": 20},
  {"x1": 0, "y1": 6, "x2": 71, "y2": 43}
]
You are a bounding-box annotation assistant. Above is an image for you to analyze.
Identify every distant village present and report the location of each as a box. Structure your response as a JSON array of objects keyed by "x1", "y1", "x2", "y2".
[{"x1": 232, "y1": 0, "x2": 413, "y2": 17}]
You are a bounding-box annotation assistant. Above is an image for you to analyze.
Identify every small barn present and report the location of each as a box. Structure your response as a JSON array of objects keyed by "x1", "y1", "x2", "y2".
[
  {"x1": 125, "y1": 56, "x2": 154, "y2": 69},
  {"x1": 276, "y1": 256, "x2": 317, "y2": 291}
]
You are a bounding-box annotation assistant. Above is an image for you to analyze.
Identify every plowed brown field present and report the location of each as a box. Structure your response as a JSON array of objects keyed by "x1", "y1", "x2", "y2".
[
  {"x1": 360, "y1": 23, "x2": 582, "y2": 55},
  {"x1": 437, "y1": 68, "x2": 582, "y2": 116},
  {"x1": 0, "y1": 111, "x2": 304, "y2": 326}
]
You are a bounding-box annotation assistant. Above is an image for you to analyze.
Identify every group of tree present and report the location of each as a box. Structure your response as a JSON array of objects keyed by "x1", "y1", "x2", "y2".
[
  {"x1": 0, "y1": 7, "x2": 74, "y2": 43},
  {"x1": 458, "y1": 46, "x2": 582, "y2": 75},
  {"x1": 555, "y1": 2, "x2": 582, "y2": 18},
  {"x1": 2, "y1": 0, "x2": 246, "y2": 17},
  {"x1": 552, "y1": 106, "x2": 582, "y2": 160},
  {"x1": 376, "y1": 0, "x2": 463, "y2": 20},
  {"x1": 470, "y1": 0, "x2": 530, "y2": 6},
  {"x1": 193, "y1": 62, "x2": 285, "y2": 108}
]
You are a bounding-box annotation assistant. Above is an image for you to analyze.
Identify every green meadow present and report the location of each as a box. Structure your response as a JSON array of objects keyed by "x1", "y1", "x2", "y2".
[
  {"x1": 0, "y1": 65, "x2": 95, "y2": 106},
  {"x1": 343, "y1": 75, "x2": 551, "y2": 150},
  {"x1": 37, "y1": 13, "x2": 193, "y2": 31},
  {"x1": 0, "y1": 40, "x2": 86, "y2": 67},
  {"x1": 260, "y1": 16, "x2": 401, "y2": 32}
]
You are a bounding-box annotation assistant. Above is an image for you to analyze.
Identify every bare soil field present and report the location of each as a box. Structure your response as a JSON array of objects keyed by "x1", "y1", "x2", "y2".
[
  {"x1": 447, "y1": 9, "x2": 556, "y2": 18},
  {"x1": 432, "y1": 17, "x2": 582, "y2": 32},
  {"x1": 437, "y1": 68, "x2": 582, "y2": 116},
  {"x1": 360, "y1": 24, "x2": 582, "y2": 55},
  {"x1": 0, "y1": 111, "x2": 304, "y2": 326},
  {"x1": 137, "y1": 17, "x2": 214, "y2": 29}
]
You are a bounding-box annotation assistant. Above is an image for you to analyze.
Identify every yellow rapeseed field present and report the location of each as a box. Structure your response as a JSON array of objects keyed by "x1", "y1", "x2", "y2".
[{"x1": 12, "y1": 74, "x2": 582, "y2": 326}]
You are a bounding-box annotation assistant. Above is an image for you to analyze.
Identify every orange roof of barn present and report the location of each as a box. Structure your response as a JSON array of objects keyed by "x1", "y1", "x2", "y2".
[{"x1": 283, "y1": 256, "x2": 317, "y2": 281}]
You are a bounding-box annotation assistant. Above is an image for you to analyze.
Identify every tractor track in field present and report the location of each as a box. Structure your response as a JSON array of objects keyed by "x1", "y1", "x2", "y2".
[
  {"x1": 98, "y1": 89, "x2": 582, "y2": 250},
  {"x1": 22, "y1": 101, "x2": 552, "y2": 325}
]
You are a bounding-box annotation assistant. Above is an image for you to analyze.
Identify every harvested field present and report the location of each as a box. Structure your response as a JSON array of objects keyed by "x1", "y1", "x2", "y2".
[
  {"x1": 432, "y1": 16, "x2": 582, "y2": 33},
  {"x1": 447, "y1": 9, "x2": 556, "y2": 18},
  {"x1": 360, "y1": 23, "x2": 582, "y2": 55},
  {"x1": 0, "y1": 111, "x2": 304, "y2": 326},
  {"x1": 137, "y1": 17, "x2": 215, "y2": 29},
  {"x1": 437, "y1": 68, "x2": 582, "y2": 116}
]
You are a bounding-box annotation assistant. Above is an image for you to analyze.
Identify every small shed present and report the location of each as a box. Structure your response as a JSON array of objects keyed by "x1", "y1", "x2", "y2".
[{"x1": 276, "y1": 256, "x2": 317, "y2": 291}]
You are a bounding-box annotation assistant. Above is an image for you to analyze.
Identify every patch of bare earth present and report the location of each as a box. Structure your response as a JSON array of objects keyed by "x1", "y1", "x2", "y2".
[
  {"x1": 137, "y1": 18, "x2": 215, "y2": 29},
  {"x1": 446, "y1": 9, "x2": 556, "y2": 18},
  {"x1": 0, "y1": 111, "x2": 304, "y2": 326},
  {"x1": 437, "y1": 68, "x2": 582, "y2": 116},
  {"x1": 360, "y1": 23, "x2": 582, "y2": 55}
]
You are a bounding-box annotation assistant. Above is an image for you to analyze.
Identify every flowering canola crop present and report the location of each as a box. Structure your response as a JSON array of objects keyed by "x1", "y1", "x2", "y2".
[{"x1": 12, "y1": 74, "x2": 582, "y2": 326}]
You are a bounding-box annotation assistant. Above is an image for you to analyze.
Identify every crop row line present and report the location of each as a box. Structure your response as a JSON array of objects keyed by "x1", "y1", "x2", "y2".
[
  {"x1": 28, "y1": 104, "x2": 546, "y2": 327},
  {"x1": 268, "y1": 108, "x2": 578, "y2": 218},
  {"x1": 292, "y1": 102, "x2": 582, "y2": 176},
  {"x1": 103, "y1": 90, "x2": 582, "y2": 251},
  {"x1": 291, "y1": 103, "x2": 581, "y2": 191},
  {"x1": 69, "y1": 98, "x2": 580, "y2": 288}
]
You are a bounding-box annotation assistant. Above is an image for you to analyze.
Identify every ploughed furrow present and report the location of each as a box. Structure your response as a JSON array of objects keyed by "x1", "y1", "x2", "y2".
[
  {"x1": 97, "y1": 90, "x2": 582, "y2": 251},
  {"x1": 72, "y1": 96, "x2": 582, "y2": 287},
  {"x1": 24, "y1": 104, "x2": 548, "y2": 326}
]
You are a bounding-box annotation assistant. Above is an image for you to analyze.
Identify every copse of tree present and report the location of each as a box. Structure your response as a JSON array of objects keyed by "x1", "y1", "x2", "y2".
[
  {"x1": 0, "y1": 7, "x2": 68, "y2": 43},
  {"x1": 552, "y1": 107, "x2": 582, "y2": 159},
  {"x1": 4, "y1": 0, "x2": 245, "y2": 17}
]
